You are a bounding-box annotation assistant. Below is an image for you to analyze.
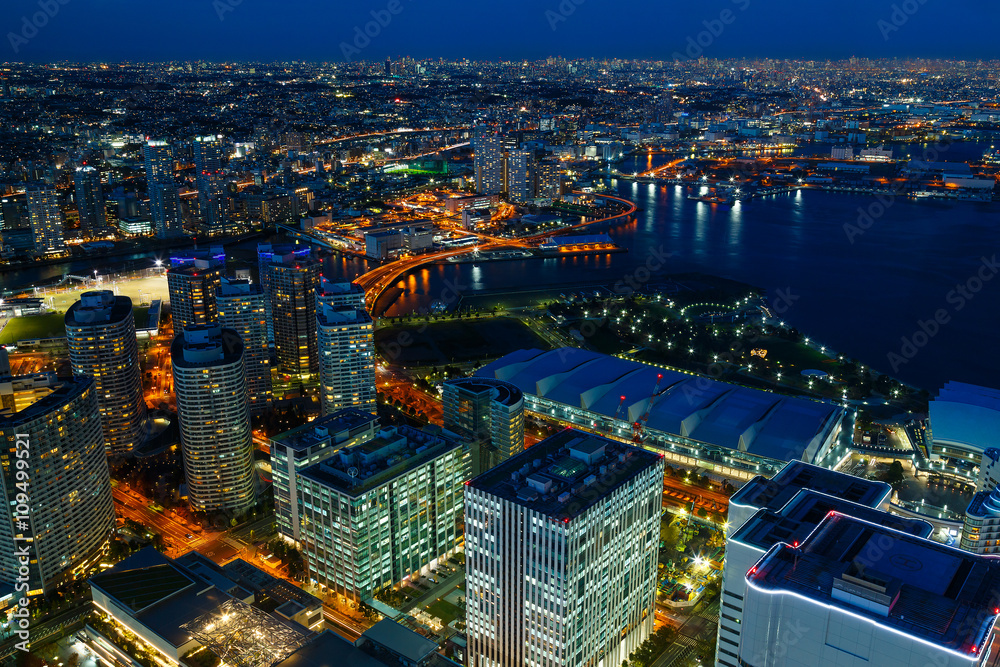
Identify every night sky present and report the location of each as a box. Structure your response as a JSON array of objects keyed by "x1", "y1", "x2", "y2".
[{"x1": 1, "y1": 0, "x2": 996, "y2": 62}]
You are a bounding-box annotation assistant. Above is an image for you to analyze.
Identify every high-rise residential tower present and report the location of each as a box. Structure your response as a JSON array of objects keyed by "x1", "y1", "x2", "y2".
[
  {"x1": 0, "y1": 374, "x2": 116, "y2": 594},
  {"x1": 465, "y1": 429, "x2": 664, "y2": 667},
  {"x1": 143, "y1": 139, "x2": 173, "y2": 184},
  {"x1": 443, "y1": 377, "x2": 524, "y2": 476},
  {"x1": 74, "y1": 166, "x2": 106, "y2": 238},
  {"x1": 65, "y1": 291, "x2": 147, "y2": 455},
  {"x1": 167, "y1": 259, "x2": 224, "y2": 331},
  {"x1": 259, "y1": 248, "x2": 321, "y2": 376},
  {"x1": 26, "y1": 186, "x2": 64, "y2": 254},
  {"x1": 474, "y1": 134, "x2": 506, "y2": 195},
  {"x1": 317, "y1": 304, "x2": 376, "y2": 416},
  {"x1": 171, "y1": 325, "x2": 256, "y2": 513},
  {"x1": 150, "y1": 182, "x2": 184, "y2": 239},
  {"x1": 217, "y1": 277, "x2": 272, "y2": 415}
]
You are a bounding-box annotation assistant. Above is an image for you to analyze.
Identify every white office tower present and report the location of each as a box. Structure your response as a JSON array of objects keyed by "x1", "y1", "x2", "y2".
[
  {"x1": 740, "y1": 512, "x2": 1000, "y2": 667},
  {"x1": 465, "y1": 430, "x2": 664, "y2": 667},
  {"x1": 26, "y1": 186, "x2": 65, "y2": 254},
  {"x1": 270, "y1": 409, "x2": 380, "y2": 544},
  {"x1": 296, "y1": 425, "x2": 465, "y2": 601},
  {"x1": 317, "y1": 304, "x2": 376, "y2": 416},
  {"x1": 171, "y1": 325, "x2": 256, "y2": 514},
  {"x1": 0, "y1": 374, "x2": 116, "y2": 594},
  {"x1": 65, "y1": 291, "x2": 148, "y2": 455},
  {"x1": 716, "y1": 461, "x2": 934, "y2": 667},
  {"x1": 217, "y1": 277, "x2": 272, "y2": 416}
]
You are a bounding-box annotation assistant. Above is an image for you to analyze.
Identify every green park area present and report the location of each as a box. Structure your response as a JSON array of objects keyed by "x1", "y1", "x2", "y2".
[
  {"x1": 375, "y1": 316, "x2": 550, "y2": 366},
  {"x1": 425, "y1": 598, "x2": 463, "y2": 626},
  {"x1": 0, "y1": 306, "x2": 154, "y2": 346},
  {"x1": 0, "y1": 313, "x2": 66, "y2": 345}
]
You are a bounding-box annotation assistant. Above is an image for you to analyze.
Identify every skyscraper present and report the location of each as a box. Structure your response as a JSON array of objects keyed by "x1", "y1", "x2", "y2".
[
  {"x1": 74, "y1": 166, "x2": 106, "y2": 238},
  {"x1": 442, "y1": 377, "x2": 524, "y2": 476},
  {"x1": 296, "y1": 425, "x2": 464, "y2": 601},
  {"x1": 143, "y1": 139, "x2": 173, "y2": 185},
  {"x1": 167, "y1": 259, "x2": 223, "y2": 331},
  {"x1": 150, "y1": 182, "x2": 184, "y2": 239},
  {"x1": 0, "y1": 373, "x2": 116, "y2": 594},
  {"x1": 193, "y1": 135, "x2": 229, "y2": 236},
  {"x1": 26, "y1": 186, "x2": 65, "y2": 254},
  {"x1": 317, "y1": 305, "x2": 376, "y2": 415},
  {"x1": 506, "y1": 149, "x2": 532, "y2": 202},
  {"x1": 475, "y1": 134, "x2": 506, "y2": 195},
  {"x1": 171, "y1": 325, "x2": 256, "y2": 513},
  {"x1": 260, "y1": 249, "x2": 321, "y2": 377},
  {"x1": 193, "y1": 134, "x2": 225, "y2": 174},
  {"x1": 465, "y1": 430, "x2": 664, "y2": 667},
  {"x1": 65, "y1": 291, "x2": 148, "y2": 455},
  {"x1": 217, "y1": 277, "x2": 272, "y2": 416}
]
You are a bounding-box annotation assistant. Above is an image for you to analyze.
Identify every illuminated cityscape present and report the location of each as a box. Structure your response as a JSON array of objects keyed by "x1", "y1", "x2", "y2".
[{"x1": 1, "y1": 2, "x2": 1000, "y2": 665}]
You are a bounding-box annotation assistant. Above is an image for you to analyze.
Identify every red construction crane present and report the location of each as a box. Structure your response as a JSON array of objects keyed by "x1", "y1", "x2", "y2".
[
  {"x1": 608, "y1": 395, "x2": 627, "y2": 433},
  {"x1": 633, "y1": 374, "x2": 664, "y2": 443}
]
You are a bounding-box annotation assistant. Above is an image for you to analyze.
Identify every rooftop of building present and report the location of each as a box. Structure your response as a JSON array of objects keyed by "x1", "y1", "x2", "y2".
[
  {"x1": 443, "y1": 377, "x2": 523, "y2": 407},
  {"x1": 468, "y1": 428, "x2": 662, "y2": 521},
  {"x1": 732, "y1": 488, "x2": 934, "y2": 553},
  {"x1": 966, "y1": 487, "x2": 1000, "y2": 519},
  {"x1": 930, "y1": 382, "x2": 1000, "y2": 452},
  {"x1": 299, "y1": 425, "x2": 461, "y2": 497},
  {"x1": 271, "y1": 408, "x2": 380, "y2": 454},
  {"x1": 167, "y1": 260, "x2": 223, "y2": 276},
  {"x1": 218, "y1": 277, "x2": 263, "y2": 297},
  {"x1": 476, "y1": 348, "x2": 843, "y2": 465},
  {"x1": 171, "y1": 325, "x2": 243, "y2": 369},
  {"x1": 318, "y1": 278, "x2": 365, "y2": 296},
  {"x1": 730, "y1": 460, "x2": 892, "y2": 514},
  {"x1": 258, "y1": 243, "x2": 315, "y2": 264},
  {"x1": 275, "y1": 624, "x2": 460, "y2": 667},
  {"x1": 317, "y1": 305, "x2": 372, "y2": 326},
  {"x1": 0, "y1": 374, "x2": 90, "y2": 424},
  {"x1": 65, "y1": 290, "x2": 133, "y2": 327},
  {"x1": 89, "y1": 548, "x2": 231, "y2": 648},
  {"x1": 747, "y1": 513, "x2": 1000, "y2": 656}
]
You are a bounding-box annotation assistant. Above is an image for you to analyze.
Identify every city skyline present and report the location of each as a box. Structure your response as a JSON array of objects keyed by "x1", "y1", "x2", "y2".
[{"x1": 2, "y1": 0, "x2": 1000, "y2": 62}]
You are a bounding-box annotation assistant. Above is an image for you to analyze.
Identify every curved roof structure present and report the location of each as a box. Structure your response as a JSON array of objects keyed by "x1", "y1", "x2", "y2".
[
  {"x1": 476, "y1": 348, "x2": 843, "y2": 465},
  {"x1": 930, "y1": 382, "x2": 1000, "y2": 455}
]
